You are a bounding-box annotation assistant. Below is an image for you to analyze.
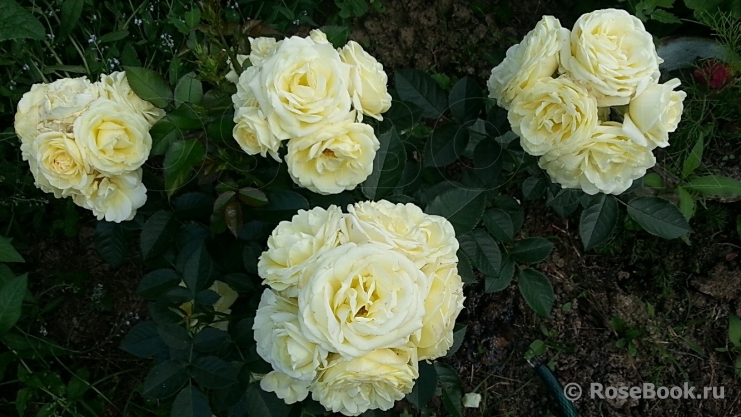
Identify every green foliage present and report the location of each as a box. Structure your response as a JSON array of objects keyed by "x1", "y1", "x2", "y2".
[{"x1": 0, "y1": 0, "x2": 45, "y2": 41}]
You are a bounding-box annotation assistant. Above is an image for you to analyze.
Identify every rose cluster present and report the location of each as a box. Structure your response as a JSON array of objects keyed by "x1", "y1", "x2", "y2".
[
  {"x1": 14, "y1": 72, "x2": 164, "y2": 222},
  {"x1": 487, "y1": 9, "x2": 687, "y2": 195},
  {"x1": 253, "y1": 200, "x2": 464, "y2": 416},
  {"x1": 227, "y1": 29, "x2": 392, "y2": 195}
]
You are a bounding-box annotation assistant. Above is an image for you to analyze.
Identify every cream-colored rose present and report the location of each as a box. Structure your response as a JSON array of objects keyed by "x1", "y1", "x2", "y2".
[
  {"x1": 298, "y1": 242, "x2": 427, "y2": 358},
  {"x1": 413, "y1": 261, "x2": 465, "y2": 360},
  {"x1": 286, "y1": 118, "x2": 379, "y2": 195},
  {"x1": 24, "y1": 148, "x2": 66, "y2": 198},
  {"x1": 249, "y1": 37, "x2": 280, "y2": 67},
  {"x1": 260, "y1": 371, "x2": 310, "y2": 405},
  {"x1": 232, "y1": 106, "x2": 281, "y2": 161},
  {"x1": 231, "y1": 66, "x2": 260, "y2": 109},
  {"x1": 309, "y1": 29, "x2": 329, "y2": 44},
  {"x1": 73, "y1": 169, "x2": 147, "y2": 222},
  {"x1": 339, "y1": 41, "x2": 392, "y2": 121},
  {"x1": 538, "y1": 122, "x2": 656, "y2": 195},
  {"x1": 253, "y1": 289, "x2": 327, "y2": 381},
  {"x1": 179, "y1": 280, "x2": 238, "y2": 331},
  {"x1": 487, "y1": 16, "x2": 569, "y2": 110},
  {"x1": 15, "y1": 83, "x2": 49, "y2": 148},
  {"x1": 622, "y1": 78, "x2": 686, "y2": 149},
  {"x1": 225, "y1": 54, "x2": 249, "y2": 84},
  {"x1": 34, "y1": 131, "x2": 93, "y2": 193},
  {"x1": 39, "y1": 77, "x2": 99, "y2": 132},
  {"x1": 311, "y1": 348, "x2": 418, "y2": 416},
  {"x1": 73, "y1": 98, "x2": 152, "y2": 175},
  {"x1": 346, "y1": 200, "x2": 458, "y2": 268},
  {"x1": 249, "y1": 36, "x2": 352, "y2": 140},
  {"x1": 508, "y1": 77, "x2": 599, "y2": 156},
  {"x1": 560, "y1": 8, "x2": 662, "y2": 106},
  {"x1": 98, "y1": 71, "x2": 166, "y2": 126},
  {"x1": 258, "y1": 206, "x2": 346, "y2": 296}
]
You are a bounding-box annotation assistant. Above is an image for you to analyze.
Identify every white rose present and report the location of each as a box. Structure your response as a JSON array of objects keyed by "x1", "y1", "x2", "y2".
[
  {"x1": 487, "y1": 16, "x2": 569, "y2": 110},
  {"x1": 73, "y1": 98, "x2": 152, "y2": 175},
  {"x1": 560, "y1": 8, "x2": 662, "y2": 106},
  {"x1": 232, "y1": 106, "x2": 282, "y2": 161},
  {"x1": 508, "y1": 77, "x2": 599, "y2": 156},
  {"x1": 225, "y1": 54, "x2": 249, "y2": 84},
  {"x1": 33, "y1": 131, "x2": 93, "y2": 193},
  {"x1": 249, "y1": 37, "x2": 281, "y2": 67},
  {"x1": 253, "y1": 289, "x2": 327, "y2": 381},
  {"x1": 413, "y1": 261, "x2": 465, "y2": 360},
  {"x1": 249, "y1": 36, "x2": 352, "y2": 140},
  {"x1": 539, "y1": 122, "x2": 656, "y2": 195},
  {"x1": 346, "y1": 200, "x2": 458, "y2": 268},
  {"x1": 231, "y1": 66, "x2": 260, "y2": 109},
  {"x1": 258, "y1": 206, "x2": 346, "y2": 296},
  {"x1": 308, "y1": 29, "x2": 329, "y2": 43},
  {"x1": 98, "y1": 71, "x2": 166, "y2": 126},
  {"x1": 260, "y1": 371, "x2": 310, "y2": 405},
  {"x1": 15, "y1": 83, "x2": 49, "y2": 148},
  {"x1": 73, "y1": 169, "x2": 147, "y2": 222},
  {"x1": 311, "y1": 348, "x2": 418, "y2": 416},
  {"x1": 339, "y1": 41, "x2": 392, "y2": 121},
  {"x1": 24, "y1": 144, "x2": 65, "y2": 198},
  {"x1": 298, "y1": 242, "x2": 427, "y2": 358},
  {"x1": 622, "y1": 78, "x2": 686, "y2": 149},
  {"x1": 39, "y1": 77, "x2": 99, "y2": 132},
  {"x1": 286, "y1": 118, "x2": 379, "y2": 195}
]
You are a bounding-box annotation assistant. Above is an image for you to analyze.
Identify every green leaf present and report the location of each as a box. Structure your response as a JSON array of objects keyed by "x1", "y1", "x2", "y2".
[
  {"x1": 509, "y1": 238, "x2": 553, "y2": 264},
  {"x1": 683, "y1": 175, "x2": 741, "y2": 196},
  {"x1": 183, "y1": 244, "x2": 213, "y2": 293},
  {"x1": 485, "y1": 256, "x2": 515, "y2": 292},
  {"x1": 426, "y1": 188, "x2": 486, "y2": 235},
  {"x1": 522, "y1": 177, "x2": 547, "y2": 200},
  {"x1": 736, "y1": 214, "x2": 741, "y2": 240},
  {"x1": 59, "y1": 0, "x2": 84, "y2": 39},
  {"x1": 124, "y1": 66, "x2": 173, "y2": 108},
  {"x1": 142, "y1": 359, "x2": 189, "y2": 399},
  {"x1": 482, "y1": 208, "x2": 514, "y2": 243},
  {"x1": 729, "y1": 315, "x2": 741, "y2": 349},
  {"x1": 190, "y1": 356, "x2": 238, "y2": 389},
  {"x1": 0, "y1": 237, "x2": 24, "y2": 263},
  {"x1": 434, "y1": 363, "x2": 463, "y2": 417},
  {"x1": 120, "y1": 322, "x2": 165, "y2": 358},
  {"x1": 518, "y1": 269, "x2": 554, "y2": 317},
  {"x1": 394, "y1": 69, "x2": 448, "y2": 119},
  {"x1": 449, "y1": 77, "x2": 482, "y2": 126},
  {"x1": 472, "y1": 139, "x2": 503, "y2": 186},
  {"x1": 158, "y1": 324, "x2": 190, "y2": 350},
  {"x1": 172, "y1": 386, "x2": 211, "y2": 417},
  {"x1": 150, "y1": 119, "x2": 182, "y2": 156},
  {"x1": 16, "y1": 387, "x2": 32, "y2": 415},
  {"x1": 651, "y1": 9, "x2": 681, "y2": 23},
  {"x1": 445, "y1": 324, "x2": 467, "y2": 357},
  {"x1": 458, "y1": 229, "x2": 501, "y2": 276},
  {"x1": 406, "y1": 361, "x2": 437, "y2": 409},
  {"x1": 194, "y1": 327, "x2": 229, "y2": 352},
  {"x1": 579, "y1": 194, "x2": 619, "y2": 250},
  {"x1": 164, "y1": 139, "x2": 206, "y2": 197},
  {"x1": 319, "y1": 25, "x2": 349, "y2": 48},
  {"x1": 99, "y1": 30, "x2": 129, "y2": 43},
  {"x1": 643, "y1": 173, "x2": 664, "y2": 189},
  {"x1": 424, "y1": 124, "x2": 469, "y2": 167},
  {"x1": 362, "y1": 127, "x2": 406, "y2": 200},
  {"x1": 140, "y1": 211, "x2": 179, "y2": 260},
  {"x1": 94, "y1": 221, "x2": 128, "y2": 268},
  {"x1": 0, "y1": 274, "x2": 27, "y2": 335},
  {"x1": 678, "y1": 187, "x2": 696, "y2": 221},
  {"x1": 627, "y1": 196, "x2": 691, "y2": 239},
  {"x1": 237, "y1": 188, "x2": 269, "y2": 207},
  {"x1": 494, "y1": 195, "x2": 524, "y2": 234},
  {"x1": 184, "y1": 8, "x2": 201, "y2": 29},
  {"x1": 175, "y1": 192, "x2": 216, "y2": 219},
  {"x1": 174, "y1": 72, "x2": 203, "y2": 107},
  {"x1": 456, "y1": 251, "x2": 476, "y2": 284},
  {"x1": 252, "y1": 191, "x2": 309, "y2": 223},
  {"x1": 137, "y1": 269, "x2": 180, "y2": 299},
  {"x1": 682, "y1": 135, "x2": 703, "y2": 179},
  {"x1": 245, "y1": 383, "x2": 289, "y2": 417},
  {"x1": 0, "y1": 0, "x2": 45, "y2": 41}
]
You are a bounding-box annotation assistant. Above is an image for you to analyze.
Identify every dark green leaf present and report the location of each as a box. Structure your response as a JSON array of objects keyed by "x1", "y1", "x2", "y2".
[
  {"x1": 509, "y1": 237, "x2": 553, "y2": 264},
  {"x1": 163, "y1": 286, "x2": 194, "y2": 304},
  {"x1": 486, "y1": 256, "x2": 515, "y2": 292},
  {"x1": 472, "y1": 138, "x2": 503, "y2": 187},
  {"x1": 183, "y1": 244, "x2": 214, "y2": 293},
  {"x1": 319, "y1": 25, "x2": 348, "y2": 48},
  {"x1": 59, "y1": 0, "x2": 84, "y2": 39},
  {"x1": 434, "y1": 363, "x2": 463, "y2": 417},
  {"x1": 184, "y1": 8, "x2": 201, "y2": 29},
  {"x1": 194, "y1": 327, "x2": 229, "y2": 352},
  {"x1": 252, "y1": 191, "x2": 309, "y2": 223},
  {"x1": 522, "y1": 177, "x2": 547, "y2": 200},
  {"x1": 394, "y1": 69, "x2": 448, "y2": 119},
  {"x1": 458, "y1": 229, "x2": 501, "y2": 276},
  {"x1": 99, "y1": 30, "x2": 129, "y2": 43},
  {"x1": 159, "y1": 323, "x2": 190, "y2": 350},
  {"x1": 124, "y1": 66, "x2": 173, "y2": 108},
  {"x1": 518, "y1": 269, "x2": 554, "y2": 317},
  {"x1": 0, "y1": 237, "x2": 24, "y2": 263},
  {"x1": 363, "y1": 127, "x2": 406, "y2": 200},
  {"x1": 195, "y1": 289, "x2": 220, "y2": 306},
  {"x1": 171, "y1": 386, "x2": 211, "y2": 417},
  {"x1": 579, "y1": 194, "x2": 618, "y2": 250},
  {"x1": 190, "y1": 356, "x2": 238, "y2": 389},
  {"x1": 120, "y1": 322, "x2": 165, "y2": 358},
  {"x1": 426, "y1": 188, "x2": 486, "y2": 235},
  {"x1": 683, "y1": 175, "x2": 741, "y2": 196},
  {"x1": 175, "y1": 192, "x2": 216, "y2": 219},
  {"x1": 406, "y1": 361, "x2": 437, "y2": 409},
  {"x1": 456, "y1": 251, "x2": 476, "y2": 284},
  {"x1": 682, "y1": 132, "x2": 703, "y2": 178},
  {"x1": 729, "y1": 315, "x2": 741, "y2": 349},
  {"x1": 0, "y1": 0, "x2": 45, "y2": 41},
  {"x1": 140, "y1": 211, "x2": 178, "y2": 260},
  {"x1": 66, "y1": 368, "x2": 90, "y2": 401},
  {"x1": 626, "y1": 197, "x2": 691, "y2": 239},
  {"x1": 0, "y1": 274, "x2": 27, "y2": 335},
  {"x1": 651, "y1": 9, "x2": 681, "y2": 23},
  {"x1": 150, "y1": 119, "x2": 183, "y2": 156},
  {"x1": 94, "y1": 221, "x2": 128, "y2": 268},
  {"x1": 494, "y1": 195, "x2": 524, "y2": 234},
  {"x1": 142, "y1": 359, "x2": 189, "y2": 399},
  {"x1": 482, "y1": 208, "x2": 514, "y2": 243},
  {"x1": 237, "y1": 188, "x2": 269, "y2": 207},
  {"x1": 677, "y1": 186, "x2": 696, "y2": 221},
  {"x1": 174, "y1": 72, "x2": 203, "y2": 107},
  {"x1": 449, "y1": 77, "x2": 482, "y2": 126},
  {"x1": 137, "y1": 269, "x2": 180, "y2": 299},
  {"x1": 164, "y1": 139, "x2": 206, "y2": 197},
  {"x1": 424, "y1": 124, "x2": 469, "y2": 167},
  {"x1": 445, "y1": 324, "x2": 467, "y2": 358},
  {"x1": 245, "y1": 383, "x2": 289, "y2": 417}
]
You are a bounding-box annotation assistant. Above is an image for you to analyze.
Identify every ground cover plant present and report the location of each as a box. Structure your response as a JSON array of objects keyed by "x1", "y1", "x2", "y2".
[{"x1": 1, "y1": 0, "x2": 740, "y2": 416}]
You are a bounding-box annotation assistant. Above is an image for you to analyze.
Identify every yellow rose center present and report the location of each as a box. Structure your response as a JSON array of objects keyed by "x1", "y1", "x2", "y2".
[{"x1": 95, "y1": 120, "x2": 131, "y2": 153}]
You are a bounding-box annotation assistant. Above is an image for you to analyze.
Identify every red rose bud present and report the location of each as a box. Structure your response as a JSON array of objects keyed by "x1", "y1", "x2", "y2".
[{"x1": 694, "y1": 60, "x2": 733, "y2": 89}]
